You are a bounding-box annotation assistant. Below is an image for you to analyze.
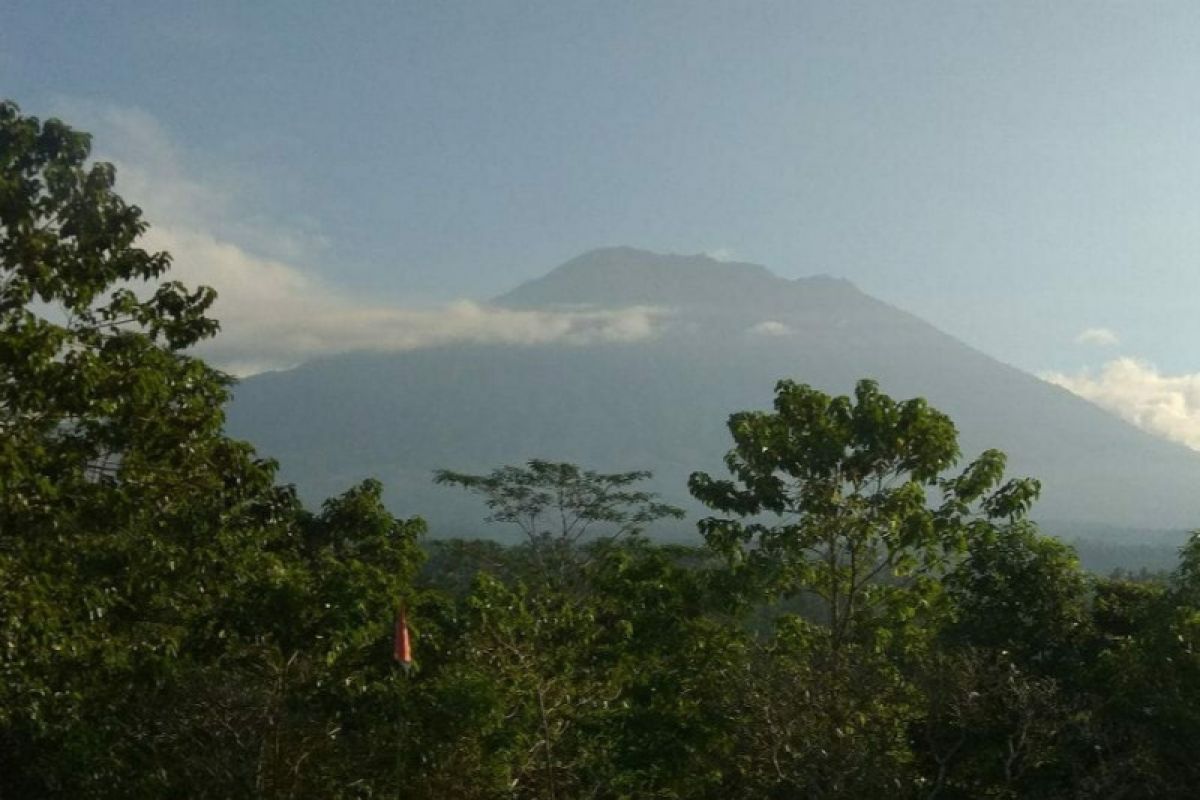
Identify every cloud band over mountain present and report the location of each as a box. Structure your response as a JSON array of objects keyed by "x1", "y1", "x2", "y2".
[{"x1": 68, "y1": 102, "x2": 661, "y2": 375}]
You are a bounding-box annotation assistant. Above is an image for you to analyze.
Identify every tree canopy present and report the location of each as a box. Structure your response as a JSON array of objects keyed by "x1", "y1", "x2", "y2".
[{"x1": 0, "y1": 98, "x2": 426, "y2": 798}]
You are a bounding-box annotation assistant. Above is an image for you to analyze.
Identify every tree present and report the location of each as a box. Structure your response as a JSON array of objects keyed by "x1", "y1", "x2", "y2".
[
  {"x1": 422, "y1": 538, "x2": 740, "y2": 800},
  {"x1": 1067, "y1": 535, "x2": 1200, "y2": 798},
  {"x1": 0, "y1": 98, "x2": 291, "y2": 793},
  {"x1": 0, "y1": 99, "x2": 235, "y2": 493},
  {"x1": 0, "y1": 100, "x2": 428, "y2": 798},
  {"x1": 689, "y1": 378, "x2": 1040, "y2": 651},
  {"x1": 942, "y1": 520, "x2": 1088, "y2": 671},
  {"x1": 906, "y1": 522, "x2": 1090, "y2": 798},
  {"x1": 434, "y1": 460, "x2": 683, "y2": 581},
  {"x1": 687, "y1": 379, "x2": 1041, "y2": 797}
]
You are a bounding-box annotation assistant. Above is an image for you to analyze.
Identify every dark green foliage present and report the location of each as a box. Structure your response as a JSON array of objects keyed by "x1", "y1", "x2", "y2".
[
  {"x1": 0, "y1": 100, "x2": 426, "y2": 798},
  {"x1": 942, "y1": 520, "x2": 1088, "y2": 668}
]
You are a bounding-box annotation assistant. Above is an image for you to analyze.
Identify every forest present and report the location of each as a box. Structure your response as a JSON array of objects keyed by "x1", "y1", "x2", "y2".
[{"x1": 4, "y1": 100, "x2": 1200, "y2": 799}]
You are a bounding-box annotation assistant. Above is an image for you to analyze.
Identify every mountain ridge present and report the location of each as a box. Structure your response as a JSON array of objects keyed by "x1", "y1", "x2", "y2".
[
  {"x1": 496, "y1": 246, "x2": 872, "y2": 315},
  {"x1": 226, "y1": 248, "x2": 1200, "y2": 538}
]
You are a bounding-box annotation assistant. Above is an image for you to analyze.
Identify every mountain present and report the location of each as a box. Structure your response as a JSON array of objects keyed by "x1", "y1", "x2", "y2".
[{"x1": 225, "y1": 247, "x2": 1200, "y2": 540}]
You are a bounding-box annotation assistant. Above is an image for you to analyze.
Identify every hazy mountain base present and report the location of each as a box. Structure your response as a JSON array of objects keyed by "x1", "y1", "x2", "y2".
[
  {"x1": 1052, "y1": 522, "x2": 1191, "y2": 575},
  {"x1": 422, "y1": 505, "x2": 1190, "y2": 576}
]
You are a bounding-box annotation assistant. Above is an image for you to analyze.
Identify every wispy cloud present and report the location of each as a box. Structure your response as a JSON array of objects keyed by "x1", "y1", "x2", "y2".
[
  {"x1": 60, "y1": 102, "x2": 664, "y2": 375},
  {"x1": 1043, "y1": 358, "x2": 1200, "y2": 451},
  {"x1": 1075, "y1": 327, "x2": 1120, "y2": 346},
  {"x1": 747, "y1": 320, "x2": 793, "y2": 337}
]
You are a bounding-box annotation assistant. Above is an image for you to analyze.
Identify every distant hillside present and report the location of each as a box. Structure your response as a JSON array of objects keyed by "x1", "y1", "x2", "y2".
[{"x1": 226, "y1": 247, "x2": 1200, "y2": 542}]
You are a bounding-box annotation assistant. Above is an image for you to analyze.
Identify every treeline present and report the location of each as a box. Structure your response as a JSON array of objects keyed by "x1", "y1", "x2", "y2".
[{"x1": 5, "y1": 100, "x2": 1200, "y2": 798}]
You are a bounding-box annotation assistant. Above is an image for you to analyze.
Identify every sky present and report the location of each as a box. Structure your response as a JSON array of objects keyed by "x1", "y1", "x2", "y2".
[{"x1": 4, "y1": 1, "x2": 1200, "y2": 447}]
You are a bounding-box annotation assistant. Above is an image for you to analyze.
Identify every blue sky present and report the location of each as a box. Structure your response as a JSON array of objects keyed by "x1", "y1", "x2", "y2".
[{"x1": 5, "y1": 2, "x2": 1200, "y2": 445}]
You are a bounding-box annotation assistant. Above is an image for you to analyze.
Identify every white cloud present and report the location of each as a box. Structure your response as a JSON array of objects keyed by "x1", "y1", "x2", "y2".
[
  {"x1": 705, "y1": 248, "x2": 738, "y2": 262},
  {"x1": 747, "y1": 320, "x2": 793, "y2": 337},
  {"x1": 60, "y1": 103, "x2": 664, "y2": 375},
  {"x1": 1075, "y1": 327, "x2": 1120, "y2": 346},
  {"x1": 1043, "y1": 358, "x2": 1200, "y2": 451}
]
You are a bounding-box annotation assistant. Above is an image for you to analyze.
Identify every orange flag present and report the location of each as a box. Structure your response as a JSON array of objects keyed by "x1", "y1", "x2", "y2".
[{"x1": 394, "y1": 606, "x2": 413, "y2": 665}]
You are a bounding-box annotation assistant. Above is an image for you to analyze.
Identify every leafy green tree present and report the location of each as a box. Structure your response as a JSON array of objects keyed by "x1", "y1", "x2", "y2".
[
  {"x1": 1066, "y1": 535, "x2": 1200, "y2": 798},
  {"x1": 434, "y1": 538, "x2": 740, "y2": 800},
  {"x1": 576, "y1": 540, "x2": 743, "y2": 798},
  {"x1": 0, "y1": 97, "x2": 288, "y2": 795},
  {"x1": 0, "y1": 100, "x2": 427, "y2": 798},
  {"x1": 688, "y1": 379, "x2": 1041, "y2": 796},
  {"x1": 942, "y1": 520, "x2": 1088, "y2": 671},
  {"x1": 903, "y1": 521, "x2": 1091, "y2": 798},
  {"x1": 711, "y1": 613, "x2": 919, "y2": 799},
  {"x1": 689, "y1": 379, "x2": 1040, "y2": 652},
  {"x1": 435, "y1": 460, "x2": 683, "y2": 582}
]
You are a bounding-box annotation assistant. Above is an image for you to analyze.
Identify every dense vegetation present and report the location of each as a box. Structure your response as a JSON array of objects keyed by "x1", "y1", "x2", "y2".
[{"x1": 5, "y1": 100, "x2": 1200, "y2": 798}]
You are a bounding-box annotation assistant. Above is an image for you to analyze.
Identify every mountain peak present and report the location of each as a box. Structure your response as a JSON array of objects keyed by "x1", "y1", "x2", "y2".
[
  {"x1": 565, "y1": 246, "x2": 773, "y2": 275},
  {"x1": 495, "y1": 247, "x2": 861, "y2": 312}
]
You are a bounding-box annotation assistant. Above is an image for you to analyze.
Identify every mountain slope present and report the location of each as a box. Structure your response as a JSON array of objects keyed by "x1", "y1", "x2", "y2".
[{"x1": 226, "y1": 248, "x2": 1200, "y2": 538}]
